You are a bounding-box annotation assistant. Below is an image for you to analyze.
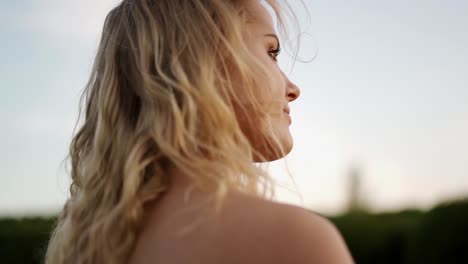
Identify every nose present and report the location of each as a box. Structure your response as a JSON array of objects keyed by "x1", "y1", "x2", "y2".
[{"x1": 285, "y1": 75, "x2": 300, "y2": 102}]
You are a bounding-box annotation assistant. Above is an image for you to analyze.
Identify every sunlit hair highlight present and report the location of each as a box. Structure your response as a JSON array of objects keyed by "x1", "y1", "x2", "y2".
[{"x1": 45, "y1": 0, "x2": 300, "y2": 263}]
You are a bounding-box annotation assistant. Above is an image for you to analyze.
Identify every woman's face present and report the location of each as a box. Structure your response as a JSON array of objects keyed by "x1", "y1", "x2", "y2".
[{"x1": 235, "y1": 0, "x2": 301, "y2": 162}]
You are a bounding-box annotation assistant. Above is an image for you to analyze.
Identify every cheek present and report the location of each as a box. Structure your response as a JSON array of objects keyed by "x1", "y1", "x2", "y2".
[
  {"x1": 257, "y1": 65, "x2": 285, "y2": 102},
  {"x1": 251, "y1": 67, "x2": 284, "y2": 101},
  {"x1": 259, "y1": 81, "x2": 286, "y2": 117}
]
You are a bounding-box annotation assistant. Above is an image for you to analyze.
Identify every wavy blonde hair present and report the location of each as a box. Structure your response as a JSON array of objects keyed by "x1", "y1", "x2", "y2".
[{"x1": 45, "y1": 0, "x2": 299, "y2": 263}]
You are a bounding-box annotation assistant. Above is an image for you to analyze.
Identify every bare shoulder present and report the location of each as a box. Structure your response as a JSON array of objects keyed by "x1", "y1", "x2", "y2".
[
  {"x1": 129, "y1": 190, "x2": 354, "y2": 264},
  {"x1": 221, "y1": 193, "x2": 355, "y2": 264}
]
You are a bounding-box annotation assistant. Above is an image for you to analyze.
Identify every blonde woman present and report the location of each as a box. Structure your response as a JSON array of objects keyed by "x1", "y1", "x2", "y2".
[{"x1": 46, "y1": 0, "x2": 354, "y2": 263}]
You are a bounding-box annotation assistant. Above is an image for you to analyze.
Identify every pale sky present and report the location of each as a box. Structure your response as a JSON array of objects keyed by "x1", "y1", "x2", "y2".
[{"x1": 1, "y1": 0, "x2": 467, "y2": 216}]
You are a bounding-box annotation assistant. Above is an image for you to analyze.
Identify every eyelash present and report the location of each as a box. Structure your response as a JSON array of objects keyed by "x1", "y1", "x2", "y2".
[{"x1": 268, "y1": 46, "x2": 281, "y2": 61}]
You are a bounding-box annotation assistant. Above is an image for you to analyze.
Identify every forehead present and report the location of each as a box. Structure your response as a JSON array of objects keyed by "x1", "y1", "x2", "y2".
[{"x1": 244, "y1": 0, "x2": 275, "y2": 31}]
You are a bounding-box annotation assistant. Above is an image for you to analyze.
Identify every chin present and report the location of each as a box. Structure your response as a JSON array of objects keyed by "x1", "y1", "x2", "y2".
[
  {"x1": 281, "y1": 135, "x2": 294, "y2": 157},
  {"x1": 253, "y1": 134, "x2": 294, "y2": 162}
]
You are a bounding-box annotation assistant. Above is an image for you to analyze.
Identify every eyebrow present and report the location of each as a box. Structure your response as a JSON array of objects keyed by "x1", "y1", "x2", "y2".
[{"x1": 264, "y1": 33, "x2": 280, "y2": 48}]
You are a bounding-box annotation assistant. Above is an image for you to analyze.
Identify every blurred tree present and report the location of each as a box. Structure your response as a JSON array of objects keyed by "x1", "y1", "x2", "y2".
[{"x1": 345, "y1": 164, "x2": 370, "y2": 213}]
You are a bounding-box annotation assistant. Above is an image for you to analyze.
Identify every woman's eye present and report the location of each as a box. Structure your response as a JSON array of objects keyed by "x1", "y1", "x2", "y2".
[{"x1": 268, "y1": 47, "x2": 281, "y2": 62}]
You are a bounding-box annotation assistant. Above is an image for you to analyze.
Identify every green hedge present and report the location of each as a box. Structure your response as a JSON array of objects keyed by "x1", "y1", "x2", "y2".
[
  {"x1": 0, "y1": 217, "x2": 55, "y2": 264},
  {"x1": 329, "y1": 198, "x2": 468, "y2": 264},
  {"x1": 329, "y1": 209, "x2": 424, "y2": 264},
  {"x1": 408, "y1": 198, "x2": 468, "y2": 263},
  {"x1": 1, "y1": 198, "x2": 467, "y2": 264}
]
